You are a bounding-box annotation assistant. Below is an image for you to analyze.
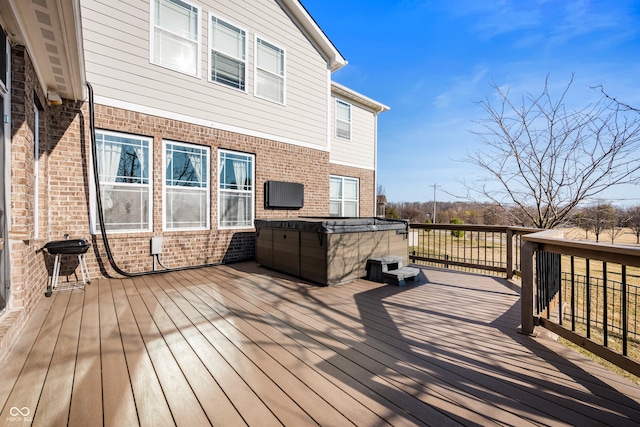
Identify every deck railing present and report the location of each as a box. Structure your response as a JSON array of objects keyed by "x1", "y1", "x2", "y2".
[
  {"x1": 408, "y1": 224, "x2": 537, "y2": 278},
  {"x1": 408, "y1": 223, "x2": 640, "y2": 377},
  {"x1": 521, "y1": 230, "x2": 640, "y2": 377}
]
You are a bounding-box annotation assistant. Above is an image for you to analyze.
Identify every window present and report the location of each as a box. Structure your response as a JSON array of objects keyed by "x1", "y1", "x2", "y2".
[
  {"x1": 95, "y1": 130, "x2": 152, "y2": 232},
  {"x1": 335, "y1": 99, "x2": 351, "y2": 140},
  {"x1": 255, "y1": 37, "x2": 285, "y2": 104},
  {"x1": 219, "y1": 150, "x2": 254, "y2": 228},
  {"x1": 151, "y1": 0, "x2": 200, "y2": 76},
  {"x1": 164, "y1": 141, "x2": 209, "y2": 230},
  {"x1": 330, "y1": 176, "x2": 359, "y2": 217},
  {"x1": 210, "y1": 15, "x2": 246, "y2": 90}
]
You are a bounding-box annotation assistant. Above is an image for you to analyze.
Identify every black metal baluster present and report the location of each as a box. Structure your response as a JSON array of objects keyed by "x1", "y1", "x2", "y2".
[
  {"x1": 571, "y1": 256, "x2": 575, "y2": 331},
  {"x1": 558, "y1": 254, "x2": 563, "y2": 326},
  {"x1": 586, "y1": 259, "x2": 591, "y2": 340},
  {"x1": 622, "y1": 265, "x2": 628, "y2": 356},
  {"x1": 603, "y1": 262, "x2": 608, "y2": 347}
]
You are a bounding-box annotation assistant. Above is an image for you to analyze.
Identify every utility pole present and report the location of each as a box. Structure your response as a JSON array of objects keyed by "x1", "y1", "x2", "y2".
[{"x1": 430, "y1": 183, "x2": 441, "y2": 223}]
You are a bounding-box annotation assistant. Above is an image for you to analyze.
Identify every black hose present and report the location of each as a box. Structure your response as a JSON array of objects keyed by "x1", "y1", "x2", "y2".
[{"x1": 87, "y1": 82, "x2": 223, "y2": 277}]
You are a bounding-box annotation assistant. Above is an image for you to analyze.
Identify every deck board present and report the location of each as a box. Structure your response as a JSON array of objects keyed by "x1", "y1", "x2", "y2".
[
  {"x1": 112, "y1": 278, "x2": 174, "y2": 427},
  {"x1": 2, "y1": 262, "x2": 640, "y2": 426},
  {"x1": 33, "y1": 290, "x2": 84, "y2": 427},
  {"x1": 207, "y1": 268, "x2": 538, "y2": 426},
  {"x1": 1, "y1": 290, "x2": 71, "y2": 423},
  {"x1": 0, "y1": 289, "x2": 55, "y2": 410},
  {"x1": 68, "y1": 279, "x2": 102, "y2": 426},
  {"x1": 180, "y1": 269, "x2": 397, "y2": 427},
  {"x1": 156, "y1": 273, "x2": 282, "y2": 427},
  {"x1": 98, "y1": 277, "x2": 139, "y2": 426}
]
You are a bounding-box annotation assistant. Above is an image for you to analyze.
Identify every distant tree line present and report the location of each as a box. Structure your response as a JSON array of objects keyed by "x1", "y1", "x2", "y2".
[{"x1": 382, "y1": 200, "x2": 640, "y2": 244}]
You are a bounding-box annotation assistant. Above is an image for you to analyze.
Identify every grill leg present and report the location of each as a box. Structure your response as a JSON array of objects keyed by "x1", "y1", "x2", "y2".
[
  {"x1": 78, "y1": 254, "x2": 90, "y2": 285},
  {"x1": 46, "y1": 254, "x2": 61, "y2": 297}
]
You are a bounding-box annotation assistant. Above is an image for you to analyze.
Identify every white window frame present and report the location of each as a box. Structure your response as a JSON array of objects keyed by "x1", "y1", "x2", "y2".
[
  {"x1": 163, "y1": 140, "x2": 210, "y2": 231},
  {"x1": 92, "y1": 130, "x2": 153, "y2": 234},
  {"x1": 330, "y1": 175, "x2": 359, "y2": 217},
  {"x1": 208, "y1": 13, "x2": 247, "y2": 91},
  {"x1": 218, "y1": 149, "x2": 255, "y2": 229},
  {"x1": 254, "y1": 36, "x2": 286, "y2": 105},
  {"x1": 150, "y1": 0, "x2": 201, "y2": 77},
  {"x1": 335, "y1": 99, "x2": 352, "y2": 140}
]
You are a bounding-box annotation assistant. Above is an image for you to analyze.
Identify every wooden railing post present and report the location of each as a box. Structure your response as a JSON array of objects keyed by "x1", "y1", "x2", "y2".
[
  {"x1": 506, "y1": 228, "x2": 514, "y2": 280},
  {"x1": 519, "y1": 239, "x2": 536, "y2": 335}
]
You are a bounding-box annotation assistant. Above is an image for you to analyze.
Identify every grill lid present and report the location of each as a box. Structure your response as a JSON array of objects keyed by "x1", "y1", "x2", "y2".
[{"x1": 44, "y1": 239, "x2": 91, "y2": 255}]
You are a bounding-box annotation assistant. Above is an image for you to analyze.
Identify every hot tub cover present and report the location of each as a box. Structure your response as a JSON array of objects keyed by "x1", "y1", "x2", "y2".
[{"x1": 254, "y1": 217, "x2": 408, "y2": 234}]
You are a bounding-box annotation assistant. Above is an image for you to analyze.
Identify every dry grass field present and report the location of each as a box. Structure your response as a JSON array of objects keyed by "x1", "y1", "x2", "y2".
[{"x1": 562, "y1": 226, "x2": 640, "y2": 245}]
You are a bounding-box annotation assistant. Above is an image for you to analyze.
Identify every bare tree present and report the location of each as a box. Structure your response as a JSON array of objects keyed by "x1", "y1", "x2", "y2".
[
  {"x1": 466, "y1": 74, "x2": 640, "y2": 228},
  {"x1": 609, "y1": 207, "x2": 627, "y2": 244},
  {"x1": 583, "y1": 203, "x2": 616, "y2": 243},
  {"x1": 376, "y1": 184, "x2": 387, "y2": 217},
  {"x1": 627, "y1": 205, "x2": 640, "y2": 244},
  {"x1": 572, "y1": 211, "x2": 590, "y2": 239}
]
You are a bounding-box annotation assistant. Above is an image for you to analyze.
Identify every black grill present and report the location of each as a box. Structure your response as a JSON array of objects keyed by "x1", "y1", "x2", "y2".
[
  {"x1": 44, "y1": 239, "x2": 91, "y2": 255},
  {"x1": 43, "y1": 238, "x2": 91, "y2": 297}
]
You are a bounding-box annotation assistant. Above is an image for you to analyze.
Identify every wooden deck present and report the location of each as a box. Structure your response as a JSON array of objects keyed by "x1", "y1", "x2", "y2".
[{"x1": 2, "y1": 262, "x2": 640, "y2": 426}]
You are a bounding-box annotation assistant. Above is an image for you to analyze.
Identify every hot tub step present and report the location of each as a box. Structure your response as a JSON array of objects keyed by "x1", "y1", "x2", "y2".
[
  {"x1": 366, "y1": 255, "x2": 404, "y2": 283},
  {"x1": 383, "y1": 266, "x2": 420, "y2": 286}
]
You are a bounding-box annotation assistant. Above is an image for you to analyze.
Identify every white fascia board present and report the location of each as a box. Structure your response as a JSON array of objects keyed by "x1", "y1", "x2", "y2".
[
  {"x1": 58, "y1": 0, "x2": 87, "y2": 100},
  {"x1": 280, "y1": 0, "x2": 347, "y2": 72},
  {"x1": 331, "y1": 81, "x2": 390, "y2": 114},
  {"x1": 94, "y1": 95, "x2": 330, "y2": 152}
]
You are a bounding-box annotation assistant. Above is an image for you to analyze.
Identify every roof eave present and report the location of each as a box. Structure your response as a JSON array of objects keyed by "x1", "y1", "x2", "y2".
[
  {"x1": 282, "y1": 0, "x2": 347, "y2": 72},
  {"x1": 0, "y1": 0, "x2": 86, "y2": 101},
  {"x1": 331, "y1": 81, "x2": 390, "y2": 114}
]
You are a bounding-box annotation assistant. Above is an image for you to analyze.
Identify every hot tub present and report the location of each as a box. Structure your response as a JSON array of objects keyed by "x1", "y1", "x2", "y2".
[{"x1": 255, "y1": 217, "x2": 409, "y2": 285}]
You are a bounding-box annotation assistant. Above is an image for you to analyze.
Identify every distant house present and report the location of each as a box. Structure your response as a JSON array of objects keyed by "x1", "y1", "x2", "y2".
[{"x1": 0, "y1": 0, "x2": 388, "y2": 356}]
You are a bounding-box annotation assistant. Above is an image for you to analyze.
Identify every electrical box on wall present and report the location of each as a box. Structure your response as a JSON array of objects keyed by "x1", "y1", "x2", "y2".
[
  {"x1": 150, "y1": 236, "x2": 163, "y2": 255},
  {"x1": 264, "y1": 181, "x2": 304, "y2": 209}
]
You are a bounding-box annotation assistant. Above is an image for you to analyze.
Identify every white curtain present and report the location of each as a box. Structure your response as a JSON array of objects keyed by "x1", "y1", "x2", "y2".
[
  {"x1": 189, "y1": 153, "x2": 202, "y2": 183},
  {"x1": 233, "y1": 160, "x2": 247, "y2": 223},
  {"x1": 98, "y1": 141, "x2": 122, "y2": 210},
  {"x1": 134, "y1": 147, "x2": 146, "y2": 180},
  {"x1": 232, "y1": 160, "x2": 247, "y2": 190}
]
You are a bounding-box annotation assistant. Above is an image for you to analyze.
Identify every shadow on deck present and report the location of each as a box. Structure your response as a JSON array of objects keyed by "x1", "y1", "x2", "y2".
[{"x1": 1, "y1": 262, "x2": 639, "y2": 426}]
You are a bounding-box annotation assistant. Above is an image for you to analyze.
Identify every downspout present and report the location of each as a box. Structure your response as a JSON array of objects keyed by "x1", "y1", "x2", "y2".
[
  {"x1": 373, "y1": 111, "x2": 378, "y2": 216},
  {"x1": 87, "y1": 82, "x2": 222, "y2": 277}
]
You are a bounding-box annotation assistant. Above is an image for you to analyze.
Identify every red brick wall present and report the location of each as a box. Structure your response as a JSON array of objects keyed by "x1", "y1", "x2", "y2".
[
  {"x1": 0, "y1": 45, "x2": 51, "y2": 357},
  {"x1": 44, "y1": 102, "x2": 337, "y2": 277}
]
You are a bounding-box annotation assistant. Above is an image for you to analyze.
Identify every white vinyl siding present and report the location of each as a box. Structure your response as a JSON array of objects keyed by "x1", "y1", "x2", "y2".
[
  {"x1": 164, "y1": 141, "x2": 210, "y2": 230},
  {"x1": 330, "y1": 96, "x2": 376, "y2": 169},
  {"x1": 330, "y1": 176, "x2": 359, "y2": 217},
  {"x1": 255, "y1": 37, "x2": 285, "y2": 104},
  {"x1": 335, "y1": 99, "x2": 351, "y2": 140},
  {"x1": 219, "y1": 150, "x2": 254, "y2": 229},
  {"x1": 81, "y1": 0, "x2": 328, "y2": 149},
  {"x1": 209, "y1": 14, "x2": 246, "y2": 90},
  {"x1": 94, "y1": 130, "x2": 152, "y2": 233},
  {"x1": 150, "y1": 0, "x2": 200, "y2": 76}
]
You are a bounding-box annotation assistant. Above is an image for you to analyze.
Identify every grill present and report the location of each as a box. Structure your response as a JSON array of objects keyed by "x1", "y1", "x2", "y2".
[{"x1": 43, "y1": 238, "x2": 91, "y2": 297}]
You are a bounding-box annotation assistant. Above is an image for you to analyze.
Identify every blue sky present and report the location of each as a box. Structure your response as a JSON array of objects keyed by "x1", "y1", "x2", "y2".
[{"x1": 302, "y1": 0, "x2": 640, "y2": 206}]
